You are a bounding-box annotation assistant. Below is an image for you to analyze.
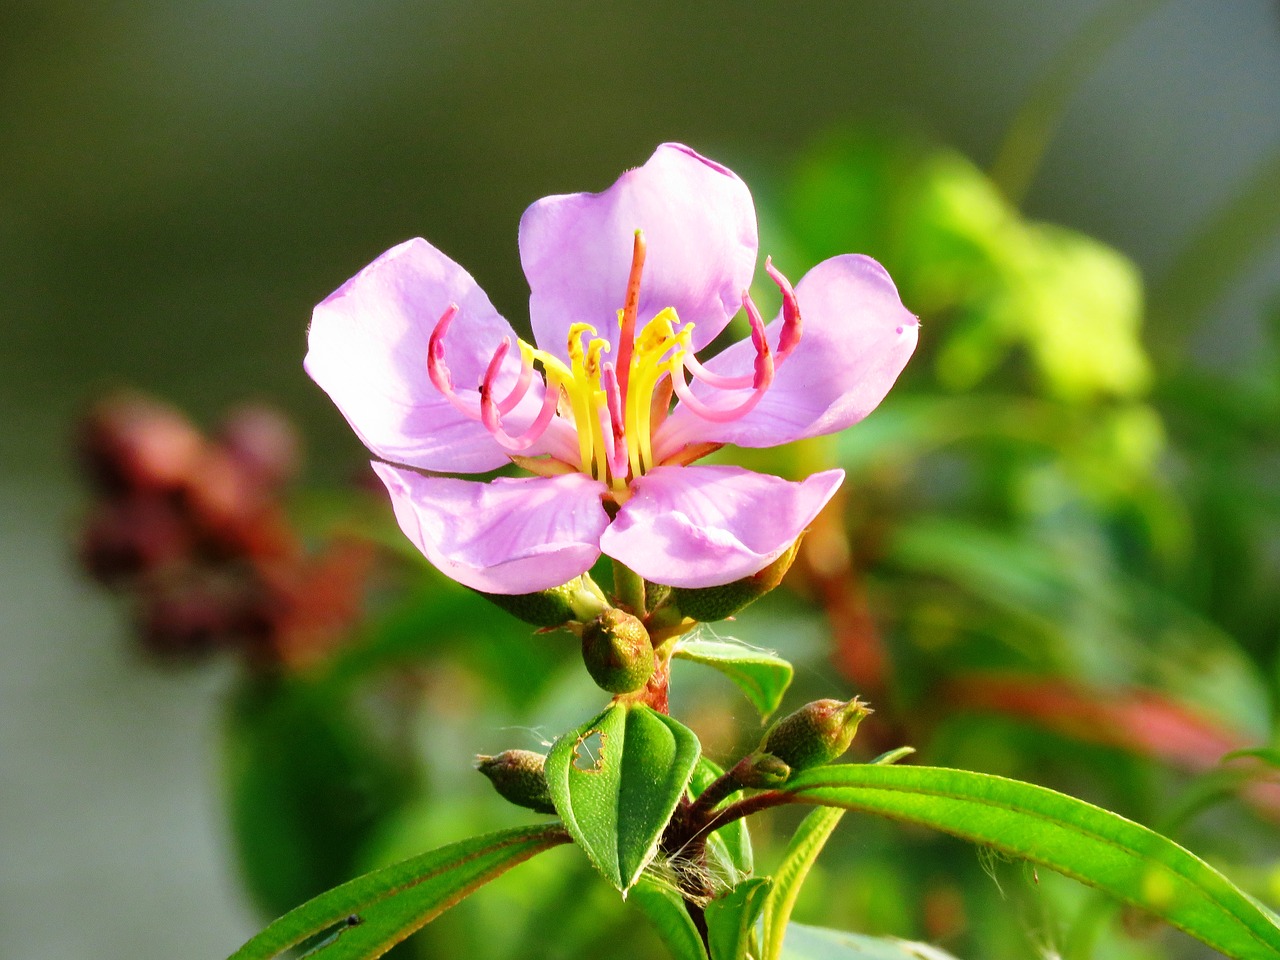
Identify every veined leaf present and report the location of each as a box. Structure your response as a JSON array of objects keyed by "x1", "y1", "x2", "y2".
[
  {"x1": 674, "y1": 637, "x2": 794, "y2": 721},
  {"x1": 759, "y1": 806, "x2": 846, "y2": 960},
  {"x1": 785, "y1": 764, "x2": 1280, "y2": 959},
  {"x1": 545, "y1": 703, "x2": 701, "y2": 892},
  {"x1": 780, "y1": 922, "x2": 962, "y2": 959},
  {"x1": 630, "y1": 878, "x2": 709, "y2": 960},
  {"x1": 227, "y1": 823, "x2": 569, "y2": 960},
  {"x1": 706, "y1": 877, "x2": 772, "y2": 960}
]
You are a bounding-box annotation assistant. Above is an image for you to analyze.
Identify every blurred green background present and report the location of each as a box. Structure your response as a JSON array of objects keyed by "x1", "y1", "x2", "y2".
[{"x1": 3, "y1": 2, "x2": 1280, "y2": 958}]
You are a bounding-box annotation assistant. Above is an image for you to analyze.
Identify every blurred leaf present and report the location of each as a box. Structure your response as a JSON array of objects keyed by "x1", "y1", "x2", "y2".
[
  {"x1": 224, "y1": 677, "x2": 414, "y2": 917},
  {"x1": 759, "y1": 806, "x2": 846, "y2": 960},
  {"x1": 785, "y1": 764, "x2": 1280, "y2": 959},
  {"x1": 545, "y1": 703, "x2": 701, "y2": 892},
  {"x1": 227, "y1": 823, "x2": 569, "y2": 960},
  {"x1": 779, "y1": 922, "x2": 962, "y2": 960},
  {"x1": 674, "y1": 636, "x2": 795, "y2": 721},
  {"x1": 706, "y1": 877, "x2": 772, "y2": 960},
  {"x1": 630, "y1": 878, "x2": 709, "y2": 960},
  {"x1": 690, "y1": 757, "x2": 754, "y2": 882}
]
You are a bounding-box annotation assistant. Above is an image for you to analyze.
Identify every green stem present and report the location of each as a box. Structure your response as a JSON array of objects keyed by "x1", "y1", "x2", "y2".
[{"x1": 613, "y1": 560, "x2": 647, "y2": 617}]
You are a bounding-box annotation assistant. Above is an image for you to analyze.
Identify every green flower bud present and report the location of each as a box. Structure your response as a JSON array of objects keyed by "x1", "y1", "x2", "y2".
[
  {"x1": 475, "y1": 750, "x2": 556, "y2": 815},
  {"x1": 760, "y1": 697, "x2": 872, "y2": 774},
  {"x1": 735, "y1": 752, "x2": 792, "y2": 788},
  {"x1": 474, "y1": 574, "x2": 608, "y2": 628},
  {"x1": 670, "y1": 539, "x2": 801, "y2": 622},
  {"x1": 580, "y1": 608, "x2": 654, "y2": 694}
]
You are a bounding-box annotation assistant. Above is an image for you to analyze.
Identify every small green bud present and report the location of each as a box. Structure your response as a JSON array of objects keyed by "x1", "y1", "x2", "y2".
[
  {"x1": 736, "y1": 752, "x2": 792, "y2": 788},
  {"x1": 475, "y1": 749, "x2": 556, "y2": 815},
  {"x1": 760, "y1": 697, "x2": 872, "y2": 773},
  {"x1": 671, "y1": 539, "x2": 801, "y2": 622},
  {"x1": 580, "y1": 608, "x2": 654, "y2": 693},
  {"x1": 474, "y1": 574, "x2": 608, "y2": 628}
]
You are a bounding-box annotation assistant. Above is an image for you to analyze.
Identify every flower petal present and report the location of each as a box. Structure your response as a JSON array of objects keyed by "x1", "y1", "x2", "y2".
[
  {"x1": 519, "y1": 143, "x2": 758, "y2": 359},
  {"x1": 306, "y1": 238, "x2": 567, "y2": 474},
  {"x1": 653, "y1": 255, "x2": 918, "y2": 459},
  {"x1": 372, "y1": 463, "x2": 610, "y2": 594},
  {"x1": 600, "y1": 465, "x2": 844, "y2": 588}
]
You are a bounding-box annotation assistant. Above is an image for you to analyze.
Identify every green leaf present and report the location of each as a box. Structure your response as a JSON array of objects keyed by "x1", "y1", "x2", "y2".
[
  {"x1": 779, "y1": 922, "x2": 962, "y2": 959},
  {"x1": 706, "y1": 877, "x2": 772, "y2": 960},
  {"x1": 227, "y1": 823, "x2": 569, "y2": 960},
  {"x1": 785, "y1": 764, "x2": 1280, "y2": 960},
  {"x1": 759, "y1": 806, "x2": 847, "y2": 960},
  {"x1": 673, "y1": 637, "x2": 794, "y2": 721},
  {"x1": 690, "y1": 757, "x2": 753, "y2": 882},
  {"x1": 545, "y1": 702, "x2": 701, "y2": 892},
  {"x1": 630, "y1": 878, "x2": 709, "y2": 960}
]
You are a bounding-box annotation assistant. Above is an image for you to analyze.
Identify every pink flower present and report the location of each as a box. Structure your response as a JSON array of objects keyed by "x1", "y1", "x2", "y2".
[{"x1": 306, "y1": 144, "x2": 917, "y2": 595}]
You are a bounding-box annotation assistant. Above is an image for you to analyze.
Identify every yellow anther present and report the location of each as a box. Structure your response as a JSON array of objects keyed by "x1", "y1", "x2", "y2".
[{"x1": 585, "y1": 338, "x2": 610, "y2": 381}]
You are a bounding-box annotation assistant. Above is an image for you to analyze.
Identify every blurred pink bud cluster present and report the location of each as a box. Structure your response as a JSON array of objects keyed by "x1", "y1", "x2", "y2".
[{"x1": 76, "y1": 392, "x2": 370, "y2": 669}]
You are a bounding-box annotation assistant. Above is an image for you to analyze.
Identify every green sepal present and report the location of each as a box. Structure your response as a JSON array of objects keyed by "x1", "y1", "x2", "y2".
[
  {"x1": 670, "y1": 541, "x2": 801, "y2": 622},
  {"x1": 672, "y1": 637, "x2": 794, "y2": 721},
  {"x1": 545, "y1": 702, "x2": 701, "y2": 892},
  {"x1": 706, "y1": 877, "x2": 772, "y2": 960},
  {"x1": 472, "y1": 574, "x2": 607, "y2": 627}
]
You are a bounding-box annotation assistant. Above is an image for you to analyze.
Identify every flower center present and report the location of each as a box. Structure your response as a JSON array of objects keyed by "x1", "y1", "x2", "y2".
[{"x1": 427, "y1": 232, "x2": 802, "y2": 494}]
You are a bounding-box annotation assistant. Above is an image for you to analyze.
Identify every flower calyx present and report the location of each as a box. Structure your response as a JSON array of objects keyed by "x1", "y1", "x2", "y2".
[
  {"x1": 580, "y1": 608, "x2": 655, "y2": 694},
  {"x1": 671, "y1": 537, "x2": 803, "y2": 622},
  {"x1": 757, "y1": 697, "x2": 872, "y2": 776},
  {"x1": 473, "y1": 574, "x2": 609, "y2": 628},
  {"x1": 475, "y1": 750, "x2": 556, "y2": 815}
]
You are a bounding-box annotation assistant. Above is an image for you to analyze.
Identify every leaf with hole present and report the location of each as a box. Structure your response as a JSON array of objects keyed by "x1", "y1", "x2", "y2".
[
  {"x1": 227, "y1": 823, "x2": 569, "y2": 960},
  {"x1": 785, "y1": 764, "x2": 1280, "y2": 960},
  {"x1": 545, "y1": 702, "x2": 701, "y2": 892},
  {"x1": 673, "y1": 637, "x2": 794, "y2": 721}
]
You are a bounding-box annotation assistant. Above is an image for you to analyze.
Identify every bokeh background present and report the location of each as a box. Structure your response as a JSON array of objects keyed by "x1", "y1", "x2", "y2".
[{"x1": 3, "y1": 2, "x2": 1280, "y2": 958}]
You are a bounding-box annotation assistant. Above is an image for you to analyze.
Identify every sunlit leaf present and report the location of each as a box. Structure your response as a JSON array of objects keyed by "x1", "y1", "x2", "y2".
[
  {"x1": 785, "y1": 764, "x2": 1280, "y2": 959},
  {"x1": 706, "y1": 877, "x2": 772, "y2": 960},
  {"x1": 227, "y1": 823, "x2": 569, "y2": 960},
  {"x1": 779, "y1": 922, "x2": 962, "y2": 959},
  {"x1": 545, "y1": 703, "x2": 701, "y2": 892},
  {"x1": 759, "y1": 806, "x2": 846, "y2": 960},
  {"x1": 674, "y1": 637, "x2": 794, "y2": 721},
  {"x1": 630, "y1": 878, "x2": 709, "y2": 960}
]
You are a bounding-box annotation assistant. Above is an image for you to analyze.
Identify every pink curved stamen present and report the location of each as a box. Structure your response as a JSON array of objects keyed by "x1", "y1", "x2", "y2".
[
  {"x1": 680, "y1": 290, "x2": 774, "y2": 391},
  {"x1": 671, "y1": 303, "x2": 774, "y2": 423},
  {"x1": 427, "y1": 304, "x2": 536, "y2": 420},
  {"x1": 426, "y1": 304, "x2": 483, "y2": 420},
  {"x1": 478, "y1": 338, "x2": 562, "y2": 451},
  {"x1": 601, "y1": 362, "x2": 630, "y2": 481},
  {"x1": 765, "y1": 256, "x2": 802, "y2": 363}
]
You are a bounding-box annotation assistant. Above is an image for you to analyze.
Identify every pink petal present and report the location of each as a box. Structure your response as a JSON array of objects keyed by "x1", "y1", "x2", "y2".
[
  {"x1": 372, "y1": 463, "x2": 610, "y2": 594},
  {"x1": 653, "y1": 255, "x2": 918, "y2": 459},
  {"x1": 600, "y1": 465, "x2": 844, "y2": 588},
  {"x1": 306, "y1": 238, "x2": 566, "y2": 474},
  {"x1": 519, "y1": 143, "x2": 758, "y2": 360}
]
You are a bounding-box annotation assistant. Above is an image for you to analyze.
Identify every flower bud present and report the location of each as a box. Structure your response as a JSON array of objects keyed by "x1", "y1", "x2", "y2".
[
  {"x1": 475, "y1": 750, "x2": 556, "y2": 815},
  {"x1": 671, "y1": 539, "x2": 801, "y2": 622},
  {"x1": 759, "y1": 697, "x2": 872, "y2": 774},
  {"x1": 476, "y1": 574, "x2": 608, "y2": 628},
  {"x1": 580, "y1": 608, "x2": 654, "y2": 694},
  {"x1": 735, "y1": 752, "x2": 792, "y2": 788}
]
